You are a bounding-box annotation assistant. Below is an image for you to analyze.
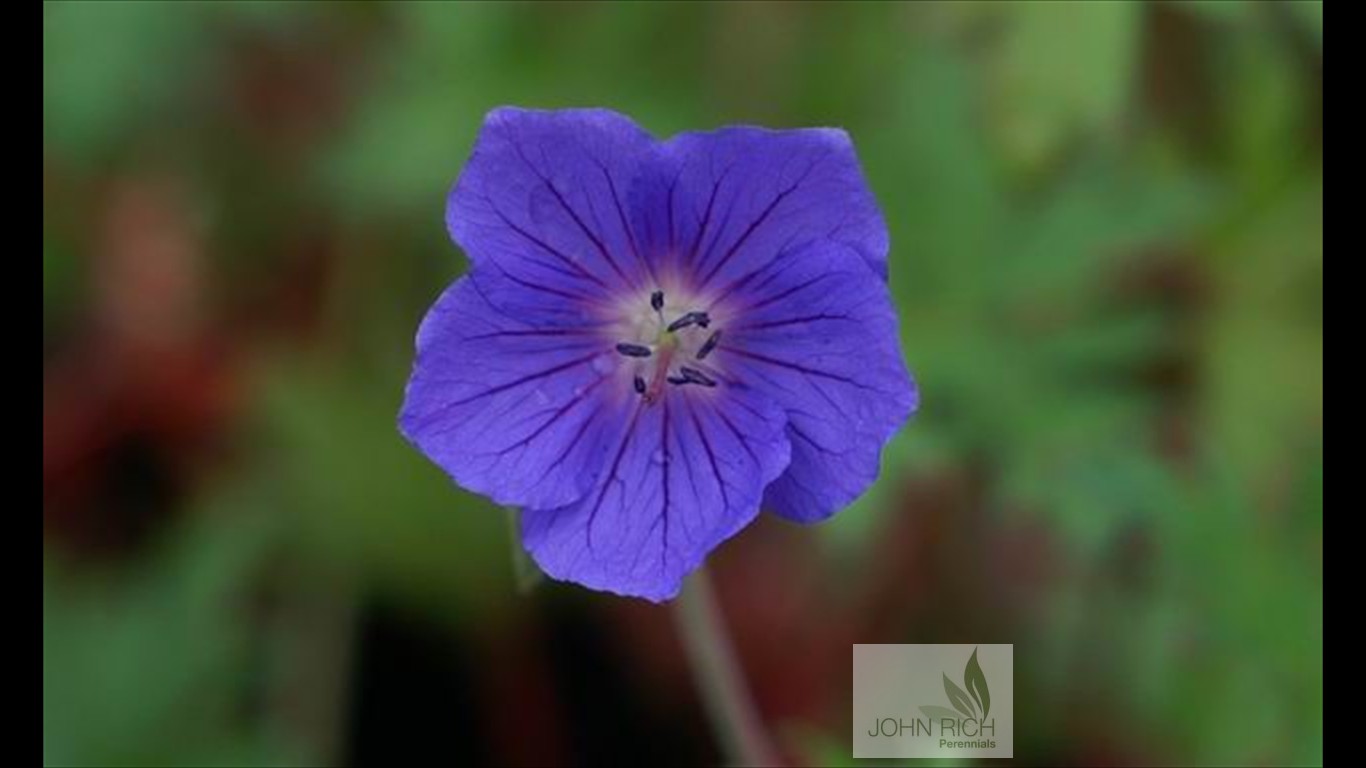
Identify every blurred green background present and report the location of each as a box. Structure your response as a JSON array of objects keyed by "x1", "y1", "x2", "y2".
[{"x1": 43, "y1": 1, "x2": 1322, "y2": 766}]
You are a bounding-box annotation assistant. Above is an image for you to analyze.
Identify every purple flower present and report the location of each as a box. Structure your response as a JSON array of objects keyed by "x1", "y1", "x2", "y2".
[{"x1": 399, "y1": 107, "x2": 917, "y2": 601}]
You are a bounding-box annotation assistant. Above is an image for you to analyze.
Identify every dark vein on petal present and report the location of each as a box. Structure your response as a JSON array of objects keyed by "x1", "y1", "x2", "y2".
[
  {"x1": 494, "y1": 373, "x2": 611, "y2": 456},
  {"x1": 594, "y1": 157, "x2": 656, "y2": 285},
  {"x1": 686, "y1": 164, "x2": 734, "y2": 269},
  {"x1": 580, "y1": 178, "x2": 633, "y2": 309},
  {"x1": 807, "y1": 374, "x2": 852, "y2": 423},
  {"x1": 724, "y1": 347, "x2": 875, "y2": 389},
  {"x1": 693, "y1": 187, "x2": 740, "y2": 280},
  {"x1": 674, "y1": 421, "x2": 704, "y2": 537},
  {"x1": 666, "y1": 171, "x2": 681, "y2": 254},
  {"x1": 790, "y1": 422, "x2": 843, "y2": 456},
  {"x1": 468, "y1": 262, "x2": 610, "y2": 324},
  {"x1": 723, "y1": 393, "x2": 775, "y2": 427},
  {"x1": 465, "y1": 327, "x2": 605, "y2": 341},
  {"x1": 586, "y1": 402, "x2": 645, "y2": 554},
  {"x1": 706, "y1": 233, "x2": 803, "y2": 307},
  {"x1": 531, "y1": 397, "x2": 608, "y2": 488},
  {"x1": 686, "y1": 397, "x2": 730, "y2": 512},
  {"x1": 660, "y1": 397, "x2": 671, "y2": 572},
  {"x1": 513, "y1": 140, "x2": 633, "y2": 286},
  {"x1": 695, "y1": 153, "x2": 827, "y2": 291},
  {"x1": 728, "y1": 313, "x2": 855, "y2": 332},
  {"x1": 481, "y1": 194, "x2": 612, "y2": 291},
  {"x1": 696, "y1": 181, "x2": 797, "y2": 289},
  {"x1": 415, "y1": 351, "x2": 604, "y2": 430},
  {"x1": 715, "y1": 409, "x2": 762, "y2": 466},
  {"x1": 735, "y1": 271, "x2": 839, "y2": 317}
]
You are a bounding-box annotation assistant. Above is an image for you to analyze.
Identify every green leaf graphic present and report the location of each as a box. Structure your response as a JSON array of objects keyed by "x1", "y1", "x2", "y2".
[
  {"x1": 943, "y1": 673, "x2": 977, "y2": 719},
  {"x1": 964, "y1": 647, "x2": 991, "y2": 720}
]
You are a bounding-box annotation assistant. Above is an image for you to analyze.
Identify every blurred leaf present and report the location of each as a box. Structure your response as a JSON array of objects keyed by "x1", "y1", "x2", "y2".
[
  {"x1": 876, "y1": 44, "x2": 1002, "y2": 306},
  {"x1": 44, "y1": 1, "x2": 204, "y2": 163},
  {"x1": 250, "y1": 355, "x2": 513, "y2": 619},
  {"x1": 999, "y1": 158, "x2": 1212, "y2": 304},
  {"x1": 1202, "y1": 174, "x2": 1321, "y2": 493},
  {"x1": 322, "y1": 4, "x2": 529, "y2": 217},
  {"x1": 43, "y1": 512, "x2": 301, "y2": 767},
  {"x1": 986, "y1": 2, "x2": 1140, "y2": 171},
  {"x1": 1288, "y1": 1, "x2": 1322, "y2": 46},
  {"x1": 1219, "y1": 18, "x2": 1314, "y2": 207},
  {"x1": 1170, "y1": 0, "x2": 1254, "y2": 24}
]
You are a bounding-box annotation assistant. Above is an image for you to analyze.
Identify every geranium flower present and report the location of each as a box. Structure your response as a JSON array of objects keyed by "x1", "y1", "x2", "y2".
[{"x1": 400, "y1": 107, "x2": 917, "y2": 601}]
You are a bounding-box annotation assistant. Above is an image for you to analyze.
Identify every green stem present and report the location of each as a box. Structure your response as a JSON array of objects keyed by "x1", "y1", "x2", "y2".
[{"x1": 675, "y1": 568, "x2": 780, "y2": 767}]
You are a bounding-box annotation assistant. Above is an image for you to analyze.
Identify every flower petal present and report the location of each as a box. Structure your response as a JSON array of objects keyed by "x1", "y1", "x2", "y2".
[
  {"x1": 519, "y1": 385, "x2": 791, "y2": 602},
  {"x1": 448, "y1": 107, "x2": 657, "y2": 301},
  {"x1": 399, "y1": 268, "x2": 629, "y2": 510},
  {"x1": 717, "y1": 240, "x2": 917, "y2": 523},
  {"x1": 631, "y1": 125, "x2": 888, "y2": 293}
]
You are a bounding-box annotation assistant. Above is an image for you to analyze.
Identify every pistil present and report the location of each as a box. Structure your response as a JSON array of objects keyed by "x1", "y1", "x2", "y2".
[{"x1": 644, "y1": 342, "x2": 677, "y2": 404}]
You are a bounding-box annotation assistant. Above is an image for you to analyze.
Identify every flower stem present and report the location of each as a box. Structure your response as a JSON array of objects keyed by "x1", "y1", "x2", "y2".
[{"x1": 675, "y1": 568, "x2": 780, "y2": 767}]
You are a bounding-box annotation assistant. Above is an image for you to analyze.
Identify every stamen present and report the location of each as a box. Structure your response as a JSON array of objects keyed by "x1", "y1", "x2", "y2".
[
  {"x1": 695, "y1": 330, "x2": 722, "y2": 360},
  {"x1": 650, "y1": 290, "x2": 665, "y2": 312},
  {"x1": 679, "y1": 366, "x2": 717, "y2": 387},
  {"x1": 633, "y1": 375, "x2": 647, "y2": 394},
  {"x1": 666, "y1": 311, "x2": 711, "y2": 333},
  {"x1": 615, "y1": 342, "x2": 652, "y2": 358}
]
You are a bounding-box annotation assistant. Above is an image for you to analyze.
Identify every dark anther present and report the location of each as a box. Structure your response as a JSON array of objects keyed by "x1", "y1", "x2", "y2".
[
  {"x1": 678, "y1": 366, "x2": 718, "y2": 387},
  {"x1": 615, "y1": 342, "x2": 652, "y2": 358},
  {"x1": 633, "y1": 375, "x2": 647, "y2": 394},
  {"x1": 650, "y1": 291, "x2": 665, "y2": 311},
  {"x1": 666, "y1": 311, "x2": 711, "y2": 333},
  {"x1": 667, "y1": 367, "x2": 718, "y2": 388},
  {"x1": 695, "y1": 330, "x2": 722, "y2": 360}
]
